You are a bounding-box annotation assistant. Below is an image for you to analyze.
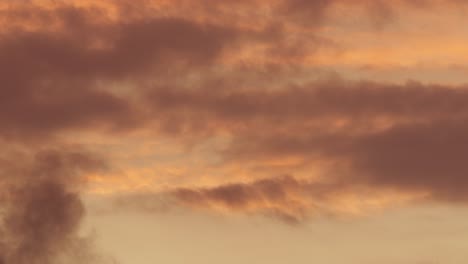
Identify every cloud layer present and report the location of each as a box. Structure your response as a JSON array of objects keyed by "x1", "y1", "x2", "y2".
[{"x1": 2, "y1": 0, "x2": 468, "y2": 238}]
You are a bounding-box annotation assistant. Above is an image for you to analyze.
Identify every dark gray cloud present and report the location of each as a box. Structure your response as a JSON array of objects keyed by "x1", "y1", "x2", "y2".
[{"x1": 0, "y1": 148, "x2": 110, "y2": 264}]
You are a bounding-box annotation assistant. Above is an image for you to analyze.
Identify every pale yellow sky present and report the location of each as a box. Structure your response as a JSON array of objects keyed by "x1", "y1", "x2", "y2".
[{"x1": 83, "y1": 199, "x2": 468, "y2": 264}]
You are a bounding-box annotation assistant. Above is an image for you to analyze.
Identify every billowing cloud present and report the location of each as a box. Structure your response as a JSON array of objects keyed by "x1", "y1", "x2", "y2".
[{"x1": 0, "y1": 148, "x2": 112, "y2": 264}]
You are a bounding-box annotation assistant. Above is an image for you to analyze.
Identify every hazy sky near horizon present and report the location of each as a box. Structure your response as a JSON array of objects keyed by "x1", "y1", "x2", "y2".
[{"x1": 1, "y1": 0, "x2": 468, "y2": 263}]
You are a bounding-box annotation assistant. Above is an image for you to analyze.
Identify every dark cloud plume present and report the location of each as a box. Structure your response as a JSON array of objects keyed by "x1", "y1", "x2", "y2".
[{"x1": 0, "y1": 148, "x2": 111, "y2": 264}]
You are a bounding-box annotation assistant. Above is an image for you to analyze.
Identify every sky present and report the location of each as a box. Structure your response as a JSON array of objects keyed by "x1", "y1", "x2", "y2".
[{"x1": 1, "y1": 0, "x2": 468, "y2": 263}]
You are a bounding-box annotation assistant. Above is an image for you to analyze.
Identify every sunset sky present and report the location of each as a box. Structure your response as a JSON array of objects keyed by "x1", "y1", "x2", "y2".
[{"x1": 1, "y1": 1, "x2": 468, "y2": 263}]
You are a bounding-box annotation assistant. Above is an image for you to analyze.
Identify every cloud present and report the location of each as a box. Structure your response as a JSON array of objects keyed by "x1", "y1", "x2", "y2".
[
  {"x1": 209, "y1": 83, "x2": 468, "y2": 204},
  {"x1": 143, "y1": 80, "x2": 468, "y2": 138},
  {"x1": 226, "y1": 118, "x2": 468, "y2": 201},
  {"x1": 112, "y1": 175, "x2": 353, "y2": 224},
  {"x1": 172, "y1": 175, "x2": 322, "y2": 224},
  {"x1": 0, "y1": 148, "x2": 112, "y2": 264},
  {"x1": 132, "y1": 80, "x2": 468, "y2": 220},
  {"x1": 338, "y1": 119, "x2": 468, "y2": 202},
  {"x1": 0, "y1": 0, "x2": 290, "y2": 142},
  {"x1": 6, "y1": 0, "x2": 466, "y2": 143},
  {"x1": 0, "y1": 3, "x2": 242, "y2": 141},
  {"x1": 2, "y1": 0, "x2": 468, "y2": 228}
]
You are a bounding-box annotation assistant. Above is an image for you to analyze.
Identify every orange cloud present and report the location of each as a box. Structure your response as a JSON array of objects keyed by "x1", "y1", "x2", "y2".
[{"x1": 3, "y1": 0, "x2": 468, "y2": 236}]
